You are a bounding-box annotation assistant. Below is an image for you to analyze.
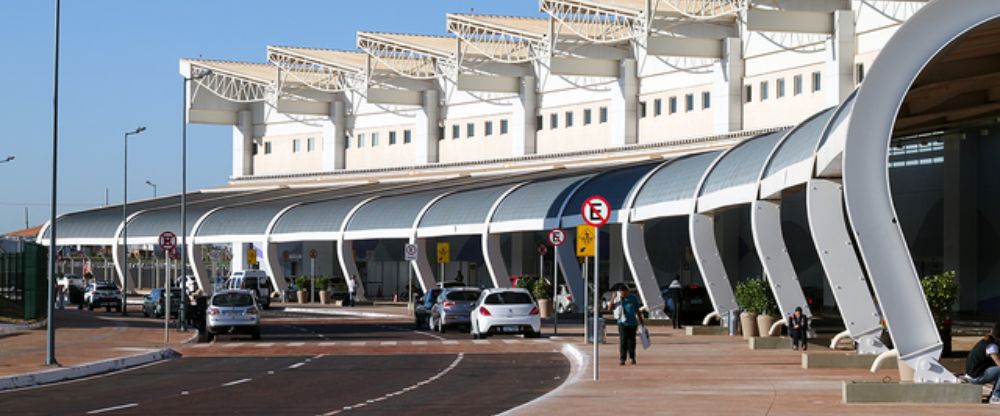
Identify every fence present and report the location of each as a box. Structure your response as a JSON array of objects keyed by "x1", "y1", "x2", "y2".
[{"x1": 0, "y1": 240, "x2": 47, "y2": 321}]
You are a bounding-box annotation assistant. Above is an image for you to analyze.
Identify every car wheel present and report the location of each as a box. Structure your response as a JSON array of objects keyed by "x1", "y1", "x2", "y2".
[
  {"x1": 197, "y1": 330, "x2": 211, "y2": 343},
  {"x1": 115, "y1": 305, "x2": 122, "y2": 313},
  {"x1": 252, "y1": 329, "x2": 261, "y2": 340},
  {"x1": 105, "y1": 306, "x2": 112, "y2": 312}
]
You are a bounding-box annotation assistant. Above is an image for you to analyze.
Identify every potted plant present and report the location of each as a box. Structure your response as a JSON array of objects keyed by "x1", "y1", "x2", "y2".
[
  {"x1": 316, "y1": 276, "x2": 331, "y2": 305},
  {"x1": 294, "y1": 276, "x2": 309, "y2": 304},
  {"x1": 532, "y1": 277, "x2": 554, "y2": 319},
  {"x1": 921, "y1": 271, "x2": 958, "y2": 357},
  {"x1": 734, "y1": 279, "x2": 759, "y2": 339},
  {"x1": 736, "y1": 277, "x2": 778, "y2": 338}
]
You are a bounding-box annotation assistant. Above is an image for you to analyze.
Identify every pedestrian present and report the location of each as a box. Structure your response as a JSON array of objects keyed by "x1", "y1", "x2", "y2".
[
  {"x1": 961, "y1": 324, "x2": 1000, "y2": 404},
  {"x1": 346, "y1": 274, "x2": 358, "y2": 307},
  {"x1": 788, "y1": 306, "x2": 809, "y2": 351},
  {"x1": 454, "y1": 270, "x2": 464, "y2": 283},
  {"x1": 667, "y1": 277, "x2": 682, "y2": 329},
  {"x1": 611, "y1": 285, "x2": 644, "y2": 365}
]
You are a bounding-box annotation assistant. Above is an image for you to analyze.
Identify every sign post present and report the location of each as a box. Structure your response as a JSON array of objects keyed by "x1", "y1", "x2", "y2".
[
  {"x1": 436, "y1": 242, "x2": 450, "y2": 284},
  {"x1": 582, "y1": 195, "x2": 611, "y2": 382},
  {"x1": 309, "y1": 249, "x2": 318, "y2": 304},
  {"x1": 247, "y1": 248, "x2": 258, "y2": 269},
  {"x1": 158, "y1": 232, "x2": 177, "y2": 344},
  {"x1": 404, "y1": 243, "x2": 418, "y2": 314},
  {"x1": 548, "y1": 229, "x2": 566, "y2": 335},
  {"x1": 577, "y1": 224, "x2": 595, "y2": 344}
]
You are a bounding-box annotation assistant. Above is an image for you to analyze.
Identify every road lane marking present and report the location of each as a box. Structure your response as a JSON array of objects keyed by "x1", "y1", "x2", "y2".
[
  {"x1": 441, "y1": 340, "x2": 459, "y2": 345},
  {"x1": 223, "y1": 343, "x2": 240, "y2": 348},
  {"x1": 502, "y1": 339, "x2": 520, "y2": 344},
  {"x1": 287, "y1": 342, "x2": 305, "y2": 347},
  {"x1": 319, "y1": 341, "x2": 337, "y2": 346},
  {"x1": 221, "y1": 378, "x2": 253, "y2": 387},
  {"x1": 379, "y1": 341, "x2": 397, "y2": 346},
  {"x1": 192, "y1": 343, "x2": 211, "y2": 348},
  {"x1": 349, "y1": 341, "x2": 366, "y2": 346},
  {"x1": 254, "y1": 343, "x2": 274, "y2": 347},
  {"x1": 321, "y1": 353, "x2": 464, "y2": 415},
  {"x1": 531, "y1": 338, "x2": 552, "y2": 343},
  {"x1": 288, "y1": 362, "x2": 306, "y2": 369},
  {"x1": 472, "y1": 340, "x2": 490, "y2": 345},
  {"x1": 410, "y1": 341, "x2": 427, "y2": 345},
  {"x1": 86, "y1": 403, "x2": 138, "y2": 414}
]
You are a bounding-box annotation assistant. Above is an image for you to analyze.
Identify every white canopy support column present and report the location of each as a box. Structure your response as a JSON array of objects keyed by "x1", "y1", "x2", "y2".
[
  {"x1": 231, "y1": 242, "x2": 249, "y2": 273},
  {"x1": 553, "y1": 227, "x2": 585, "y2": 313},
  {"x1": 415, "y1": 89, "x2": 440, "y2": 164},
  {"x1": 233, "y1": 110, "x2": 254, "y2": 177},
  {"x1": 750, "y1": 200, "x2": 812, "y2": 321},
  {"x1": 622, "y1": 221, "x2": 667, "y2": 319},
  {"x1": 610, "y1": 58, "x2": 639, "y2": 146},
  {"x1": 690, "y1": 212, "x2": 739, "y2": 323},
  {"x1": 482, "y1": 233, "x2": 510, "y2": 288},
  {"x1": 322, "y1": 99, "x2": 347, "y2": 171},
  {"x1": 410, "y1": 238, "x2": 438, "y2": 292},
  {"x1": 806, "y1": 179, "x2": 886, "y2": 354},
  {"x1": 713, "y1": 38, "x2": 744, "y2": 134},
  {"x1": 261, "y1": 242, "x2": 288, "y2": 295},
  {"x1": 826, "y1": 9, "x2": 856, "y2": 107},
  {"x1": 188, "y1": 244, "x2": 211, "y2": 295},
  {"x1": 512, "y1": 75, "x2": 538, "y2": 156},
  {"x1": 336, "y1": 239, "x2": 366, "y2": 301}
]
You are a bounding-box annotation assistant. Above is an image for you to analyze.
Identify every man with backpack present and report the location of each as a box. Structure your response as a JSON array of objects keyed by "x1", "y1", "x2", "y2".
[{"x1": 611, "y1": 285, "x2": 644, "y2": 366}]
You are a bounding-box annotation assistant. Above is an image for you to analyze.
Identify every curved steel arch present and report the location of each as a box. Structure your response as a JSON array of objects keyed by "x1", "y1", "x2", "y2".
[{"x1": 842, "y1": 0, "x2": 1000, "y2": 382}]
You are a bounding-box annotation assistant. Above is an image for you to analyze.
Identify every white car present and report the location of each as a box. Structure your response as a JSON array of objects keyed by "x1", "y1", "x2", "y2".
[
  {"x1": 201, "y1": 289, "x2": 261, "y2": 342},
  {"x1": 57, "y1": 274, "x2": 84, "y2": 290},
  {"x1": 225, "y1": 270, "x2": 271, "y2": 309},
  {"x1": 470, "y1": 288, "x2": 541, "y2": 339}
]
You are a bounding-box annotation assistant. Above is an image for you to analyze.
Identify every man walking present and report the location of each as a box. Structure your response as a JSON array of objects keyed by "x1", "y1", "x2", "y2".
[
  {"x1": 346, "y1": 274, "x2": 358, "y2": 307},
  {"x1": 667, "y1": 277, "x2": 682, "y2": 329},
  {"x1": 612, "y1": 285, "x2": 644, "y2": 365}
]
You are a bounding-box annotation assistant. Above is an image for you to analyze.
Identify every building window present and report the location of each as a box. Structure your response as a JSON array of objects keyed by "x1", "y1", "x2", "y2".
[
  {"x1": 639, "y1": 101, "x2": 647, "y2": 118},
  {"x1": 536, "y1": 115, "x2": 543, "y2": 131},
  {"x1": 500, "y1": 119, "x2": 509, "y2": 134},
  {"x1": 292, "y1": 139, "x2": 300, "y2": 153},
  {"x1": 371, "y1": 132, "x2": 380, "y2": 146},
  {"x1": 452, "y1": 125, "x2": 460, "y2": 139},
  {"x1": 776, "y1": 78, "x2": 786, "y2": 98},
  {"x1": 583, "y1": 109, "x2": 592, "y2": 125},
  {"x1": 685, "y1": 94, "x2": 694, "y2": 112},
  {"x1": 745, "y1": 85, "x2": 753, "y2": 102},
  {"x1": 466, "y1": 123, "x2": 475, "y2": 138},
  {"x1": 760, "y1": 81, "x2": 769, "y2": 101},
  {"x1": 550, "y1": 113, "x2": 558, "y2": 129},
  {"x1": 565, "y1": 111, "x2": 574, "y2": 127},
  {"x1": 264, "y1": 141, "x2": 272, "y2": 154},
  {"x1": 307, "y1": 137, "x2": 315, "y2": 152},
  {"x1": 793, "y1": 75, "x2": 803, "y2": 95},
  {"x1": 484, "y1": 121, "x2": 493, "y2": 136},
  {"x1": 654, "y1": 99, "x2": 662, "y2": 116},
  {"x1": 357, "y1": 133, "x2": 365, "y2": 148},
  {"x1": 669, "y1": 97, "x2": 677, "y2": 114},
  {"x1": 388, "y1": 131, "x2": 397, "y2": 145},
  {"x1": 702, "y1": 91, "x2": 711, "y2": 109},
  {"x1": 812, "y1": 71, "x2": 822, "y2": 92},
  {"x1": 438, "y1": 126, "x2": 444, "y2": 141},
  {"x1": 599, "y1": 106, "x2": 608, "y2": 123},
  {"x1": 856, "y1": 63, "x2": 865, "y2": 84},
  {"x1": 345, "y1": 136, "x2": 351, "y2": 149},
  {"x1": 404, "y1": 129, "x2": 412, "y2": 144}
]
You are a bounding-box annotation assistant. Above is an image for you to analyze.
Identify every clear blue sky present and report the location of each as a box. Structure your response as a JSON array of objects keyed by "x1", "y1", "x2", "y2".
[{"x1": 0, "y1": 1, "x2": 544, "y2": 233}]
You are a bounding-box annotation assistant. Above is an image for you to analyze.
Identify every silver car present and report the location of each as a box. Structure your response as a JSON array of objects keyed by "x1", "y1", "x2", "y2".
[
  {"x1": 429, "y1": 287, "x2": 481, "y2": 333},
  {"x1": 203, "y1": 289, "x2": 261, "y2": 342}
]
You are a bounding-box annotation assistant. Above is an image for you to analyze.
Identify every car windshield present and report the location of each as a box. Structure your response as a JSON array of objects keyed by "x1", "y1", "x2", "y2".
[
  {"x1": 446, "y1": 290, "x2": 480, "y2": 301},
  {"x1": 484, "y1": 292, "x2": 532, "y2": 305},
  {"x1": 212, "y1": 293, "x2": 254, "y2": 307},
  {"x1": 97, "y1": 285, "x2": 117, "y2": 291}
]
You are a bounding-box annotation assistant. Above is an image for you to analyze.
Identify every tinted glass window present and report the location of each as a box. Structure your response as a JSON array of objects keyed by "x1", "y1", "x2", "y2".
[
  {"x1": 484, "y1": 292, "x2": 533, "y2": 305},
  {"x1": 245, "y1": 278, "x2": 258, "y2": 288},
  {"x1": 446, "y1": 290, "x2": 480, "y2": 301},
  {"x1": 212, "y1": 293, "x2": 255, "y2": 307},
  {"x1": 97, "y1": 285, "x2": 118, "y2": 291}
]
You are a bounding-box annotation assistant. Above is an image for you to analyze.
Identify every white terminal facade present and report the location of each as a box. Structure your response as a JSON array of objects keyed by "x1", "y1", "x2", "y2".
[{"x1": 41, "y1": 0, "x2": 1000, "y2": 384}]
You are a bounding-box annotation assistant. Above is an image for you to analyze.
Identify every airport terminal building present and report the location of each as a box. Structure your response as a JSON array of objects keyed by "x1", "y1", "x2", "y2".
[{"x1": 32, "y1": 0, "x2": 1000, "y2": 383}]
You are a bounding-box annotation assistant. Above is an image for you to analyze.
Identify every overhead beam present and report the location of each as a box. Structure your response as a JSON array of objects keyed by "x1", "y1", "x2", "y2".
[
  {"x1": 455, "y1": 74, "x2": 520, "y2": 93},
  {"x1": 549, "y1": 57, "x2": 619, "y2": 77},
  {"x1": 646, "y1": 36, "x2": 722, "y2": 58},
  {"x1": 747, "y1": 9, "x2": 833, "y2": 34},
  {"x1": 365, "y1": 88, "x2": 423, "y2": 106},
  {"x1": 274, "y1": 98, "x2": 330, "y2": 116},
  {"x1": 905, "y1": 71, "x2": 1000, "y2": 114}
]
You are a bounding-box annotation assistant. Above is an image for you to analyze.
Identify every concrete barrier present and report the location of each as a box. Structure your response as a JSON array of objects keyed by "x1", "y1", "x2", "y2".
[
  {"x1": 748, "y1": 336, "x2": 791, "y2": 350},
  {"x1": 802, "y1": 352, "x2": 896, "y2": 369},
  {"x1": 0, "y1": 347, "x2": 180, "y2": 391},
  {"x1": 842, "y1": 381, "x2": 981, "y2": 404},
  {"x1": 685, "y1": 326, "x2": 728, "y2": 336}
]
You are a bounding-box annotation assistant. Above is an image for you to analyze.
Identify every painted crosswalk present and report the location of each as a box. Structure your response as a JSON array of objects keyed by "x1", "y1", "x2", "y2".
[{"x1": 189, "y1": 337, "x2": 558, "y2": 349}]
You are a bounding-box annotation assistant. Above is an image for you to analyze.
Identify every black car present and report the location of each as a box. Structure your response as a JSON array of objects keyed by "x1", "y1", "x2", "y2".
[
  {"x1": 414, "y1": 288, "x2": 443, "y2": 330},
  {"x1": 143, "y1": 288, "x2": 182, "y2": 318},
  {"x1": 660, "y1": 283, "x2": 714, "y2": 325}
]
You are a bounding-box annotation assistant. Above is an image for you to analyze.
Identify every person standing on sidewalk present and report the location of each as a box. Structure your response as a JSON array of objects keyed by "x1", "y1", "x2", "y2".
[
  {"x1": 612, "y1": 286, "x2": 644, "y2": 365},
  {"x1": 346, "y1": 274, "x2": 358, "y2": 307},
  {"x1": 667, "y1": 277, "x2": 682, "y2": 329}
]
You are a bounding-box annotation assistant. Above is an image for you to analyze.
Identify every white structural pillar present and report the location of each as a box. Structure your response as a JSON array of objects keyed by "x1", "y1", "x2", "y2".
[
  {"x1": 806, "y1": 179, "x2": 886, "y2": 354},
  {"x1": 610, "y1": 58, "x2": 638, "y2": 146},
  {"x1": 943, "y1": 134, "x2": 979, "y2": 312},
  {"x1": 750, "y1": 200, "x2": 813, "y2": 319},
  {"x1": 414, "y1": 89, "x2": 440, "y2": 164},
  {"x1": 262, "y1": 242, "x2": 288, "y2": 294},
  {"x1": 713, "y1": 38, "x2": 744, "y2": 134},
  {"x1": 231, "y1": 242, "x2": 249, "y2": 272},
  {"x1": 825, "y1": 10, "x2": 855, "y2": 107},
  {"x1": 336, "y1": 239, "x2": 367, "y2": 300},
  {"x1": 322, "y1": 99, "x2": 347, "y2": 170},
  {"x1": 609, "y1": 225, "x2": 625, "y2": 284},
  {"x1": 482, "y1": 233, "x2": 511, "y2": 288},
  {"x1": 690, "y1": 213, "x2": 739, "y2": 320},
  {"x1": 622, "y1": 221, "x2": 668, "y2": 318},
  {"x1": 188, "y1": 244, "x2": 211, "y2": 295},
  {"x1": 512, "y1": 75, "x2": 538, "y2": 156},
  {"x1": 510, "y1": 233, "x2": 525, "y2": 276},
  {"x1": 411, "y1": 238, "x2": 440, "y2": 292},
  {"x1": 554, "y1": 228, "x2": 586, "y2": 313},
  {"x1": 232, "y1": 110, "x2": 254, "y2": 177}
]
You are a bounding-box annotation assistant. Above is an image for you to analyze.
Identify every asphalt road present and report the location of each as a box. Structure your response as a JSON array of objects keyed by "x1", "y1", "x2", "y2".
[{"x1": 3, "y1": 353, "x2": 567, "y2": 415}]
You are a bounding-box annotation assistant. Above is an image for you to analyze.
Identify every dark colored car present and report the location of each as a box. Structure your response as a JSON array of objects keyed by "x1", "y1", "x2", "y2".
[
  {"x1": 661, "y1": 283, "x2": 714, "y2": 325},
  {"x1": 414, "y1": 288, "x2": 443, "y2": 330},
  {"x1": 143, "y1": 288, "x2": 182, "y2": 318},
  {"x1": 429, "y1": 287, "x2": 481, "y2": 333}
]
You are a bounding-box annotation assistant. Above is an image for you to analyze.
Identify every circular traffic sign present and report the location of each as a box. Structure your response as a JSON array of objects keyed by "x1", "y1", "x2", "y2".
[
  {"x1": 404, "y1": 244, "x2": 418, "y2": 259},
  {"x1": 581, "y1": 195, "x2": 611, "y2": 227},
  {"x1": 537, "y1": 243, "x2": 548, "y2": 256},
  {"x1": 309, "y1": 249, "x2": 318, "y2": 259},
  {"x1": 158, "y1": 231, "x2": 177, "y2": 251},
  {"x1": 548, "y1": 229, "x2": 566, "y2": 246}
]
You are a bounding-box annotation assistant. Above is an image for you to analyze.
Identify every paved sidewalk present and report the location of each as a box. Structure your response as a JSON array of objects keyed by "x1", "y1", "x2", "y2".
[
  {"x1": 0, "y1": 306, "x2": 192, "y2": 378},
  {"x1": 510, "y1": 325, "x2": 992, "y2": 416}
]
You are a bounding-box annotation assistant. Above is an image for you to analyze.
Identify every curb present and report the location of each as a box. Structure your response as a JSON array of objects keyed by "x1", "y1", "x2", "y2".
[
  {"x1": 0, "y1": 332, "x2": 196, "y2": 392},
  {"x1": 496, "y1": 343, "x2": 586, "y2": 416},
  {"x1": 0, "y1": 319, "x2": 48, "y2": 340}
]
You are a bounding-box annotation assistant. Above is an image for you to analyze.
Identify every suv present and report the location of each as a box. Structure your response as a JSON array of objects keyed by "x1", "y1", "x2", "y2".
[
  {"x1": 84, "y1": 282, "x2": 123, "y2": 312},
  {"x1": 202, "y1": 289, "x2": 261, "y2": 342},
  {"x1": 143, "y1": 288, "x2": 182, "y2": 318},
  {"x1": 429, "y1": 287, "x2": 481, "y2": 333},
  {"x1": 470, "y1": 288, "x2": 541, "y2": 339},
  {"x1": 226, "y1": 270, "x2": 271, "y2": 309}
]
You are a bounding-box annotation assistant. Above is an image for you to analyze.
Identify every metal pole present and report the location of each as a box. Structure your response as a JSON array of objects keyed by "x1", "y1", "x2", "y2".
[
  {"x1": 45, "y1": 0, "x2": 60, "y2": 367},
  {"x1": 407, "y1": 264, "x2": 413, "y2": 315},
  {"x1": 180, "y1": 77, "x2": 188, "y2": 331},
  {"x1": 164, "y1": 250, "x2": 170, "y2": 344},
  {"x1": 582, "y1": 256, "x2": 588, "y2": 344},
  {"x1": 310, "y1": 258, "x2": 315, "y2": 304},
  {"x1": 439, "y1": 262, "x2": 444, "y2": 285},
  {"x1": 122, "y1": 130, "x2": 129, "y2": 317},
  {"x1": 553, "y1": 245, "x2": 559, "y2": 335},
  {"x1": 593, "y1": 228, "x2": 600, "y2": 381}
]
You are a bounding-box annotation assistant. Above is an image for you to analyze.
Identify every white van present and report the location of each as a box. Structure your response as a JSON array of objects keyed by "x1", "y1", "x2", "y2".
[{"x1": 226, "y1": 270, "x2": 272, "y2": 309}]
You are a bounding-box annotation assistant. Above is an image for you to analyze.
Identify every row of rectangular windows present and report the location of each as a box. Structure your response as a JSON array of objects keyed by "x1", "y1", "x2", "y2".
[
  {"x1": 642, "y1": 91, "x2": 711, "y2": 118},
  {"x1": 263, "y1": 137, "x2": 316, "y2": 155},
  {"x1": 746, "y1": 71, "x2": 822, "y2": 103},
  {"x1": 349, "y1": 129, "x2": 413, "y2": 149},
  {"x1": 448, "y1": 119, "x2": 510, "y2": 140},
  {"x1": 539, "y1": 107, "x2": 609, "y2": 131}
]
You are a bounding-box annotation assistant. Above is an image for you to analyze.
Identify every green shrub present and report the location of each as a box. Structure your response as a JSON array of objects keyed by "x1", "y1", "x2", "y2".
[
  {"x1": 921, "y1": 271, "x2": 958, "y2": 329},
  {"x1": 315, "y1": 276, "x2": 330, "y2": 291},
  {"x1": 294, "y1": 276, "x2": 309, "y2": 291},
  {"x1": 532, "y1": 277, "x2": 553, "y2": 301},
  {"x1": 734, "y1": 277, "x2": 777, "y2": 316}
]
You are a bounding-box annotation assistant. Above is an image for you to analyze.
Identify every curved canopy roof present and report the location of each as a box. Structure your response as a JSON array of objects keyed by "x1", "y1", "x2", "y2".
[
  {"x1": 416, "y1": 184, "x2": 517, "y2": 238},
  {"x1": 490, "y1": 174, "x2": 594, "y2": 233},
  {"x1": 560, "y1": 163, "x2": 658, "y2": 227},
  {"x1": 758, "y1": 108, "x2": 836, "y2": 198},
  {"x1": 344, "y1": 190, "x2": 444, "y2": 239},
  {"x1": 126, "y1": 189, "x2": 296, "y2": 243},
  {"x1": 630, "y1": 151, "x2": 722, "y2": 221},
  {"x1": 697, "y1": 130, "x2": 787, "y2": 213},
  {"x1": 269, "y1": 196, "x2": 367, "y2": 243}
]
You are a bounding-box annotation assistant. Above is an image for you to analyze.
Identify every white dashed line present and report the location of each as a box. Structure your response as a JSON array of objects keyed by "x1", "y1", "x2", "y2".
[
  {"x1": 319, "y1": 342, "x2": 337, "y2": 346},
  {"x1": 410, "y1": 341, "x2": 427, "y2": 346},
  {"x1": 223, "y1": 343, "x2": 241, "y2": 348},
  {"x1": 192, "y1": 343, "x2": 211, "y2": 348},
  {"x1": 349, "y1": 341, "x2": 366, "y2": 346},
  {"x1": 254, "y1": 343, "x2": 274, "y2": 347},
  {"x1": 287, "y1": 342, "x2": 305, "y2": 347},
  {"x1": 502, "y1": 339, "x2": 520, "y2": 344},
  {"x1": 472, "y1": 340, "x2": 490, "y2": 345},
  {"x1": 221, "y1": 378, "x2": 253, "y2": 387},
  {"x1": 288, "y1": 362, "x2": 306, "y2": 369},
  {"x1": 321, "y1": 353, "x2": 464, "y2": 415},
  {"x1": 441, "y1": 340, "x2": 459, "y2": 345},
  {"x1": 379, "y1": 341, "x2": 397, "y2": 346},
  {"x1": 86, "y1": 403, "x2": 138, "y2": 414}
]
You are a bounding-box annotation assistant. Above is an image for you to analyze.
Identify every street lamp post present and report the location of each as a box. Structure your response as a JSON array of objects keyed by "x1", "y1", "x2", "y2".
[
  {"x1": 145, "y1": 180, "x2": 157, "y2": 198},
  {"x1": 122, "y1": 126, "x2": 146, "y2": 316},
  {"x1": 180, "y1": 70, "x2": 211, "y2": 331},
  {"x1": 46, "y1": 0, "x2": 60, "y2": 367}
]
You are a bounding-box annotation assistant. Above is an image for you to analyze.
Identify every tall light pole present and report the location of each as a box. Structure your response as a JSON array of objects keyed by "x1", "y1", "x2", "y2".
[
  {"x1": 0, "y1": 156, "x2": 13, "y2": 163},
  {"x1": 122, "y1": 126, "x2": 146, "y2": 316},
  {"x1": 46, "y1": 0, "x2": 60, "y2": 367},
  {"x1": 180, "y1": 69, "x2": 211, "y2": 331},
  {"x1": 145, "y1": 180, "x2": 157, "y2": 198}
]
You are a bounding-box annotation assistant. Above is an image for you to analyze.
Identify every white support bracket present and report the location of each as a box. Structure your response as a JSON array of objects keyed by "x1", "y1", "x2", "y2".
[
  {"x1": 689, "y1": 213, "x2": 739, "y2": 319},
  {"x1": 750, "y1": 200, "x2": 813, "y2": 319}
]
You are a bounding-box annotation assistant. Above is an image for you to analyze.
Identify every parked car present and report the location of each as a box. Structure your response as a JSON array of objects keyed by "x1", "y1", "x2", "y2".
[
  {"x1": 660, "y1": 283, "x2": 713, "y2": 325},
  {"x1": 143, "y1": 288, "x2": 182, "y2": 318},
  {"x1": 414, "y1": 288, "x2": 443, "y2": 330},
  {"x1": 470, "y1": 288, "x2": 541, "y2": 339},
  {"x1": 57, "y1": 274, "x2": 84, "y2": 290},
  {"x1": 202, "y1": 289, "x2": 261, "y2": 342},
  {"x1": 226, "y1": 270, "x2": 271, "y2": 309},
  {"x1": 83, "y1": 282, "x2": 122, "y2": 312},
  {"x1": 429, "y1": 287, "x2": 481, "y2": 333}
]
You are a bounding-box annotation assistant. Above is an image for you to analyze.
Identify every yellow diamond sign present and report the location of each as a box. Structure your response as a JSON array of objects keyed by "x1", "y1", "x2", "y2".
[{"x1": 576, "y1": 225, "x2": 595, "y2": 257}]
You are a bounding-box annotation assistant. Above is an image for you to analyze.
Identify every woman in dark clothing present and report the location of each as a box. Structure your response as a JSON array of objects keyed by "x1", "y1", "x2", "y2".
[{"x1": 788, "y1": 306, "x2": 808, "y2": 351}]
